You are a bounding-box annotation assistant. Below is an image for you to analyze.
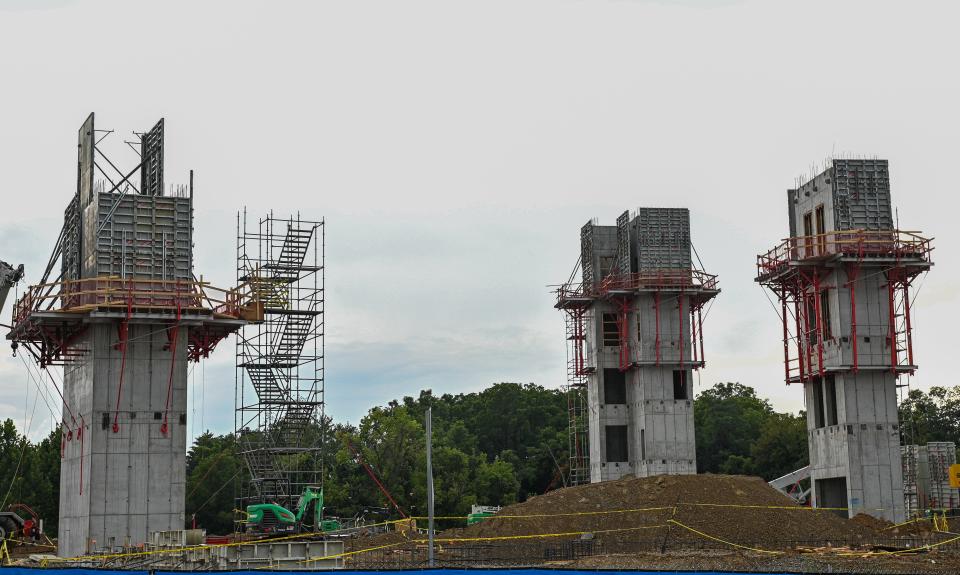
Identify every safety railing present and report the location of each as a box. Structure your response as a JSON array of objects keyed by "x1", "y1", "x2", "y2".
[
  {"x1": 12, "y1": 276, "x2": 260, "y2": 327},
  {"x1": 757, "y1": 229, "x2": 933, "y2": 278},
  {"x1": 557, "y1": 269, "x2": 719, "y2": 303}
]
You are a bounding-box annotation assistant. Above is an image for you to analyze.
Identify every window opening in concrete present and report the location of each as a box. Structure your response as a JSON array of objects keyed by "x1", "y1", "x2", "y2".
[
  {"x1": 806, "y1": 296, "x2": 818, "y2": 346},
  {"x1": 672, "y1": 369, "x2": 688, "y2": 400},
  {"x1": 820, "y1": 290, "x2": 832, "y2": 340},
  {"x1": 603, "y1": 368, "x2": 627, "y2": 404},
  {"x1": 602, "y1": 313, "x2": 620, "y2": 347},
  {"x1": 811, "y1": 378, "x2": 825, "y2": 428},
  {"x1": 815, "y1": 204, "x2": 826, "y2": 255},
  {"x1": 803, "y1": 211, "x2": 814, "y2": 257},
  {"x1": 640, "y1": 428, "x2": 646, "y2": 460},
  {"x1": 605, "y1": 425, "x2": 628, "y2": 463},
  {"x1": 825, "y1": 375, "x2": 838, "y2": 426}
]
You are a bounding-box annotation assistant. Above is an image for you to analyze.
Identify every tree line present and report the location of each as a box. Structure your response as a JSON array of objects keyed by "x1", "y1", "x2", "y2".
[{"x1": 2, "y1": 383, "x2": 958, "y2": 536}]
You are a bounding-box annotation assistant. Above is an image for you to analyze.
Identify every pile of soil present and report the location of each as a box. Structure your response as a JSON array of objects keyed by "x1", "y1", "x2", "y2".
[{"x1": 444, "y1": 474, "x2": 878, "y2": 548}]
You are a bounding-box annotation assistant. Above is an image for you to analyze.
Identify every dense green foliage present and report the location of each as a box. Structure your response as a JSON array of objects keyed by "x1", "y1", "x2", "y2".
[
  {"x1": 3, "y1": 382, "x2": 959, "y2": 536},
  {"x1": 898, "y1": 386, "x2": 960, "y2": 446},
  {"x1": 693, "y1": 382, "x2": 808, "y2": 480},
  {"x1": 0, "y1": 422, "x2": 60, "y2": 533}
]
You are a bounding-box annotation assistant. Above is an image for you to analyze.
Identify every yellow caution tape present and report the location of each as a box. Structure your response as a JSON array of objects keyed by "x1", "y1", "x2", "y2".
[
  {"x1": 667, "y1": 519, "x2": 784, "y2": 555},
  {"x1": 5, "y1": 538, "x2": 57, "y2": 550},
  {"x1": 47, "y1": 517, "x2": 421, "y2": 563},
  {"x1": 289, "y1": 524, "x2": 668, "y2": 569},
  {"x1": 410, "y1": 506, "x2": 673, "y2": 521},
  {"x1": 882, "y1": 516, "x2": 928, "y2": 531},
  {"x1": 426, "y1": 523, "x2": 667, "y2": 544}
]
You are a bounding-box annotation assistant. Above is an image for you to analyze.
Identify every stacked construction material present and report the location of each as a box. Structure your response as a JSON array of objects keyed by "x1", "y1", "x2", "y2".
[
  {"x1": 926, "y1": 442, "x2": 959, "y2": 512},
  {"x1": 901, "y1": 442, "x2": 958, "y2": 515}
]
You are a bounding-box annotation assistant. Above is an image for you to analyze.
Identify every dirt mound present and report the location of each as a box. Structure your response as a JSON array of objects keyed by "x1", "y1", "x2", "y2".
[
  {"x1": 444, "y1": 474, "x2": 878, "y2": 548},
  {"x1": 851, "y1": 513, "x2": 893, "y2": 532}
]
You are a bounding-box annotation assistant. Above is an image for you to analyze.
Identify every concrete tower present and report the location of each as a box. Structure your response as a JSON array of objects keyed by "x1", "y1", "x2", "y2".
[
  {"x1": 9, "y1": 114, "x2": 250, "y2": 556},
  {"x1": 557, "y1": 208, "x2": 719, "y2": 484},
  {"x1": 756, "y1": 159, "x2": 933, "y2": 522}
]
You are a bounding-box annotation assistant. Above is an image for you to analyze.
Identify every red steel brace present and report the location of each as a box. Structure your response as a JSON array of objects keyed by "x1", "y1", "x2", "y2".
[
  {"x1": 161, "y1": 295, "x2": 182, "y2": 435},
  {"x1": 112, "y1": 286, "x2": 133, "y2": 433}
]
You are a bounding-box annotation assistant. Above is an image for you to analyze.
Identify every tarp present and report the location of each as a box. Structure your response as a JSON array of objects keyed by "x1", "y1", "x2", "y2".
[
  {"x1": 1, "y1": 570, "x2": 147, "y2": 575},
  {"x1": 155, "y1": 569, "x2": 791, "y2": 575}
]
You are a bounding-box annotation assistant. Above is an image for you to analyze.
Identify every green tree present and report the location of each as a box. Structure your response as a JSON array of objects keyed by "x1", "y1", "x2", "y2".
[
  {"x1": 694, "y1": 382, "x2": 774, "y2": 474},
  {"x1": 749, "y1": 412, "x2": 808, "y2": 481},
  {"x1": 185, "y1": 432, "x2": 245, "y2": 534},
  {"x1": 473, "y1": 456, "x2": 520, "y2": 506}
]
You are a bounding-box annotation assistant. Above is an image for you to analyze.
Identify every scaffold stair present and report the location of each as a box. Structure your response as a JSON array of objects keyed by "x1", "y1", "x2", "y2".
[
  {"x1": 275, "y1": 402, "x2": 318, "y2": 443},
  {"x1": 273, "y1": 314, "x2": 313, "y2": 366},
  {"x1": 242, "y1": 444, "x2": 287, "y2": 501},
  {"x1": 243, "y1": 364, "x2": 287, "y2": 403},
  {"x1": 274, "y1": 227, "x2": 313, "y2": 279}
]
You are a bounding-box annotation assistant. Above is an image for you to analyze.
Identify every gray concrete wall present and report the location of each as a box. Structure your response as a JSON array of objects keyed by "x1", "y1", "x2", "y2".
[
  {"x1": 59, "y1": 323, "x2": 188, "y2": 556},
  {"x1": 583, "y1": 211, "x2": 697, "y2": 483},
  {"x1": 797, "y1": 233, "x2": 905, "y2": 522}
]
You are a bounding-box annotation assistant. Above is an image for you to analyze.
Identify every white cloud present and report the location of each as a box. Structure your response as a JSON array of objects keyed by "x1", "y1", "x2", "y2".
[{"x1": 0, "y1": 0, "x2": 958, "y2": 440}]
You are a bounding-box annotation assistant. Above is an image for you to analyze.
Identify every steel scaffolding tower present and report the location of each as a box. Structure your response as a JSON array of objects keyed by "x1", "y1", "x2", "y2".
[{"x1": 235, "y1": 211, "x2": 325, "y2": 510}]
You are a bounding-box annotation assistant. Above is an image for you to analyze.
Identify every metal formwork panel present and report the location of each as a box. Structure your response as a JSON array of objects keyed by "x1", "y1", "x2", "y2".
[
  {"x1": 140, "y1": 119, "x2": 165, "y2": 197},
  {"x1": 615, "y1": 210, "x2": 631, "y2": 275},
  {"x1": 926, "y1": 441, "x2": 959, "y2": 510},
  {"x1": 78, "y1": 113, "x2": 95, "y2": 207},
  {"x1": 831, "y1": 159, "x2": 893, "y2": 231},
  {"x1": 94, "y1": 192, "x2": 193, "y2": 280},
  {"x1": 580, "y1": 221, "x2": 595, "y2": 287},
  {"x1": 62, "y1": 192, "x2": 83, "y2": 281},
  {"x1": 631, "y1": 207, "x2": 692, "y2": 271}
]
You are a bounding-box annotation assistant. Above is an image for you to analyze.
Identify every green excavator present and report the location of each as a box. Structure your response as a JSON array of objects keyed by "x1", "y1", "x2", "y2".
[{"x1": 245, "y1": 486, "x2": 340, "y2": 535}]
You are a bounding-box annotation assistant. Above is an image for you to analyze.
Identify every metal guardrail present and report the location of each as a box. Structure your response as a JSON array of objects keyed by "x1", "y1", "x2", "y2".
[
  {"x1": 11, "y1": 276, "x2": 260, "y2": 327},
  {"x1": 557, "y1": 269, "x2": 719, "y2": 303},
  {"x1": 756, "y1": 229, "x2": 933, "y2": 278}
]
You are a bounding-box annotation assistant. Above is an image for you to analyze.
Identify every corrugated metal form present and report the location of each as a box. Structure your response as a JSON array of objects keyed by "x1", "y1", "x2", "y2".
[
  {"x1": 140, "y1": 119, "x2": 164, "y2": 196},
  {"x1": 926, "y1": 441, "x2": 959, "y2": 511},
  {"x1": 61, "y1": 192, "x2": 82, "y2": 281},
  {"x1": 901, "y1": 442, "x2": 958, "y2": 515},
  {"x1": 615, "y1": 210, "x2": 631, "y2": 275},
  {"x1": 580, "y1": 221, "x2": 595, "y2": 288},
  {"x1": 831, "y1": 159, "x2": 893, "y2": 231},
  {"x1": 901, "y1": 444, "x2": 927, "y2": 518},
  {"x1": 93, "y1": 191, "x2": 192, "y2": 280},
  {"x1": 631, "y1": 207, "x2": 692, "y2": 271}
]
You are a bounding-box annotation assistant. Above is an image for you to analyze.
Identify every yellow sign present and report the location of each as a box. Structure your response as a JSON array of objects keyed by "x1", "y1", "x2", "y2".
[{"x1": 950, "y1": 464, "x2": 960, "y2": 488}]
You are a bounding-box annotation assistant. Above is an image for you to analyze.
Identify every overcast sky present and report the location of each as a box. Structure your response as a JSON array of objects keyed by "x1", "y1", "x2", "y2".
[{"x1": 1, "y1": 0, "x2": 957, "y2": 444}]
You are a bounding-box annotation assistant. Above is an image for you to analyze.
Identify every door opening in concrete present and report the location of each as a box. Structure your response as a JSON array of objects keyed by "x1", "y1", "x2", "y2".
[
  {"x1": 603, "y1": 369, "x2": 626, "y2": 404},
  {"x1": 803, "y1": 211, "x2": 814, "y2": 257},
  {"x1": 673, "y1": 369, "x2": 688, "y2": 400},
  {"x1": 815, "y1": 476, "x2": 848, "y2": 517},
  {"x1": 605, "y1": 425, "x2": 628, "y2": 463}
]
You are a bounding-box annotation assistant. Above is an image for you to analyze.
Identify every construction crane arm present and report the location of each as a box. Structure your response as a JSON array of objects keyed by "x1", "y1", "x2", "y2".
[{"x1": 0, "y1": 260, "x2": 25, "y2": 319}]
